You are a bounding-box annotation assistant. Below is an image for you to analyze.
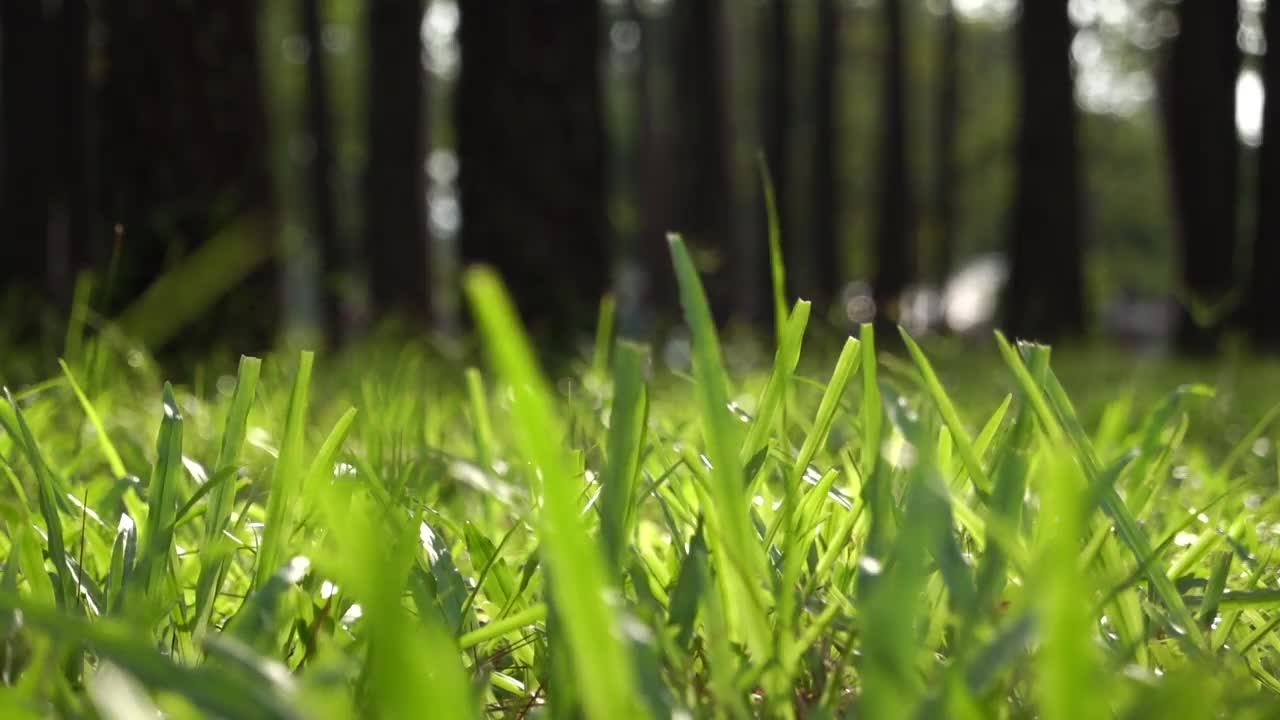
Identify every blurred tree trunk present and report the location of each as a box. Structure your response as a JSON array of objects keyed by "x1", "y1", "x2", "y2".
[
  {"x1": 365, "y1": 0, "x2": 427, "y2": 324},
  {"x1": 1162, "y1": 0, "x2": 1239, "y2": 354},
  {"x1": 1004, "y1": 0, "x2": 1084, "y2": 342},
  {"x1": 934, "y1": 0, "x2": 959, "y2": 284},
  {"x1": 48, "y1": 0, "x2": 93, "y2": 304},
  {"x1": 98, "y1": 0, "x2": 274, "y2": 345},
  {"x1": 1249, "y1": 0, "x2": 1279, "y2": 349},
  {"x1": 667, "y1": 0, "x2": 732, "y2": 323},
  {"x1": 811, "y1": 0, "x2": 842, "y2": 313},
  {"x1": 1, "y1": 0, "x2": 50, "y2": 298},
  {"x1": 457, "y1": 0, "x2": 607, "y2": 339},
  {"x1": 874, "y1": 0, "x2": 913, "y2": 326},
  {"x1": 634, "y1": 2, "x2": 677, "y2": 333},
  {"x1": 760, "y1": 0, "x2": 791, "y2": 289},
  {"x1": 301, "y1": 0, "x2": 343, "y2": 338}
]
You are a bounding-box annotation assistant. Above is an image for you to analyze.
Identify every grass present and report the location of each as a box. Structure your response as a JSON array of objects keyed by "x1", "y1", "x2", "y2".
[{"x1": 3, "y1": 240, "x2": 1280, "y2": 717}]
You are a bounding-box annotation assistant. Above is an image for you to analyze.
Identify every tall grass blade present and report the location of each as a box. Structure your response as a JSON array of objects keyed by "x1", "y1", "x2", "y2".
[
  {"x1": 254, "y1": 352, "x2": 314, "y2": 590},
  {"x1": 465, "y1": 266, "x2": 643, "y2": 719},
  {"x1": 601, "y1": 342, "x2": 649, "y2": 568}
]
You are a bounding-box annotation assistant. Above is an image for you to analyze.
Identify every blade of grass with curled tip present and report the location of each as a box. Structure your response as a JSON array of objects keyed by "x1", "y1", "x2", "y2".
[
  {"x1": 666, "y1": 234, "x2": 771, "y2": 663},
  {"x1": 5, "y1": 390, "x2": 74, "y2": 609},
  {"x1": 59, "y1": 359, "x2": 126, "y2": 479},
  {"x1": 465, "y1": 266, "x2": 644, "y2": 720},
  {"x1": 254, "y1": 352, "x2": 313, "y2": 591},
  {"x1": 601, "y1": 341, "x2": 649, "y2": 568}
]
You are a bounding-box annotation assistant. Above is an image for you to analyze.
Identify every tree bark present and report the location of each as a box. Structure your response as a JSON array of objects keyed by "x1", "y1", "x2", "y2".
[
  {"x1": 874, "y1": 0, "x2": 913, "y2": 326},
  {"x1": 1162, "y1": 0, "x2": 1240, "y2": 354},
  {"x1": 934, "y1": 0, "x2": 960, "y2": 285},
  {"x1": 664, "y1": 0, "x2": 732, "y2": 323},
  {"x1": 457, "y1": 0, "x2": 607, "y2": 340},
  {"x1": 364, "y1": 0, "x2": 428, "y2": 323},
  {"x1": 811, "y1": 0, "x2": 842, "y2": 312},
  {"x1": 1004, "y1": 0, "x2": 1085, "y2": 342},
  {"x1": 302, "y1": 0, "x2": 344, "y2": 337},
  {"x1": 633, "y1": 1, "x2": 677, "y2": 333},
  {"x1": 1, "y1": 0, "x2": 50, "y2": 297},
  {"x1": 98, "y1": 0, "x2": 273, "y2": 342},
  {"x1": 1249, "y1": 0, "x2": 1280, "y2": 349}
]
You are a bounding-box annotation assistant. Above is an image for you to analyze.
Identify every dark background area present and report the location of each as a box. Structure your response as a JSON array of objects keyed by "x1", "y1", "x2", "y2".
[{"x1": 0, "y1": 0, "x2": 1276, "y2": 363}]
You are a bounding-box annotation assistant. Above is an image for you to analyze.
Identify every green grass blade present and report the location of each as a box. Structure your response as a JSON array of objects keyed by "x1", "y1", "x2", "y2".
[
  {"x1": 138, "y1": 384, "x2": 184, "y2": 600},
  {"x1": 592, "y1": 292, "x2": 617, "y2": 376},
  {"x1": 899, "y1": 328, "x2": 992, "y2": 495},
  {"x1": 59, "y1": 359, "x2": 126, "y2": 479},
  {"x1": 465, "y1": 367, "x2": 497, "y2": 471},
  {"x1": 254, "y1": 352, "x2": 314, "y2": 590},
  {"x1": 742, "y1": 300, "x2": 811, "y2": 468},
  {"x1": 465, "y1": 266, "x2": 644, "y2": 720},
  {"x1": 1034, "y1": 452, "x2": 1107, "y2": 720},
  {"x1": 4, "y1": 390, "x2": 74, "y2": 609},
  {"x1": 666, "y1": 234, "x2": 771, "y2": 662},
  {"x1": 757, "y1": 152, "x2": 788, "y2": 343},
  {"x1": 601, "y1": 342, "x2": 649, "y2": 568},
  {"x1": 205, "y1": 356, "x2": 261, "y2": 543},
  {"x1": 993, "y1": 332, "x2": 1205, "y2": 647}
]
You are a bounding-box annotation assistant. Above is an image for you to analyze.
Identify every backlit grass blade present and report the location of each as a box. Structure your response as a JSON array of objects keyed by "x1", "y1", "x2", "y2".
[
  {"x1": 899, "y1": 328, "x2": 992, "y2": 495},
  {"x1": 1034, "y1": 452, "x2": 1107, "y2": 720},
  {"x1": 138, "y1": 384, "x2": 184, "y2": 599},
  {"x1": 666, "y1": 234, "x2": 771, "y2": 661},
  {"x1": 592, "y1": 292, "x2": 617, "y2": 376},
  {"x1": 775, "y1": 337, "x2": 860, "y2": 644},
  {"x1": 193, "y1": 356, "x2": 261, "y2": 632},
  {"x1": 464, "y1": 368, "x2": 497, "y2": 471},
  {"x1": 59, "y1": 359, "x2": 126, "y2": 479},
  {"x1": 465, "y1": 266, "x2": 643, "y2": 719},
  {"x1": 205, "y1": 356, "x2": 261, "y2": 543},
  {"x1": 601, "y1": 341, "x2": 649, "y2": 568},
  {"x1": 4, "y1": 389, "x2": 74, "y2": 608},
  {"x1": 254, "y1": 352, "x2": 314, "y2": 590},
  {"x1": 757, "y1": 152, "x2": 789, "y2": 343},
  {"x1": 741, "y1": 299, "x2": 811, "y2": 468},
  {"x1": 993, "y1": 331, "x2": 1205, "y2": 647}
]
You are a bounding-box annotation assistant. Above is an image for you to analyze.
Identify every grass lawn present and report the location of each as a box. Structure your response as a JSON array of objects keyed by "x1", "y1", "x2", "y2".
[{"x1": 3, "y1": 238, "x2": 1280, "y2": 717}]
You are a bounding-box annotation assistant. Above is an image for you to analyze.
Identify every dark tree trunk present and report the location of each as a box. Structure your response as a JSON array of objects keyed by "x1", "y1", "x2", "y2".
[
  {"x1": 664, "y1": 0, "x2": 732, "y2": 323},
  {"x1": 457, "y1": 0, "x2": 607, "y2": 339},
  {"x1": 1, "y1": 0, "x2": 50, "y2": 297},
  {"x1": 1162, "y1": 0, "x2": 1239, "y2": 354},
  {"x1": 98, "y1": 0, "x2": 274, "y2": 343},
  {"x1": 634, "y1": 1, "x2": 677, "y2": 333},
  {"x1": 1249, "y1": 0, "x2": 1280, "y2": 349},
  {"x1": 874, "y1": 0, "x2": 913, "y2": 325},
  {"x1": 934, "y1": 0, "x2": 959, "y2": 285},
  {"x1": 48, "y1": 0, "x2": 93, "y2": 304},
  {"x1": 760, "y1": 0, "x2": 791, "y2": 285},
  {"x1": 302, "y1": 0, "x2": 343, "y2": 338},
  {"x1": 811, "y1": 0, "x2": 842, "y2": 312},
  {"x1": 365, "y1": 0, "x2": 427, "y2": 323},
  {"x1": 1004, "y1": 0, "x2": 1085, "y2": 342}
]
